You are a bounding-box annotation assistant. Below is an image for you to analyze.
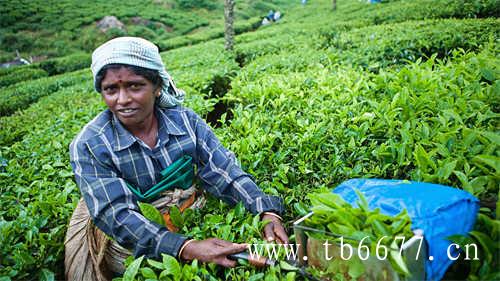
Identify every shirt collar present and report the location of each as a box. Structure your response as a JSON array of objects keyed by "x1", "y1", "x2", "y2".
[
  {"x1": 156, "y1": 107, "x2": 186, "y2": 148},
  {"x1": 111, "y1": 107, "x2": 186, "y2": 152}
]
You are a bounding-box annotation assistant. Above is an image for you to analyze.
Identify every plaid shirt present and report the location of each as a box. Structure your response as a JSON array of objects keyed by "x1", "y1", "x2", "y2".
[{"x1": 69, "y1": 106, "x2": 283, "y2": 259}]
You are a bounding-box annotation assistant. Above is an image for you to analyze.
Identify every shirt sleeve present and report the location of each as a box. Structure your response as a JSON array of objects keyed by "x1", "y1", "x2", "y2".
[
  {"x1": 69, "y1": 137, "x2": 188, "y2": 259},
  {"x1": 187, "y1": 110, "x2": 284, "y2": 215}
]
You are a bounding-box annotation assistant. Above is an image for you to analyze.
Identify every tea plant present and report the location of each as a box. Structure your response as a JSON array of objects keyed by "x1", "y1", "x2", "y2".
[{"x1": 304, "y1": 192, "x2": 413, "y2": 279}]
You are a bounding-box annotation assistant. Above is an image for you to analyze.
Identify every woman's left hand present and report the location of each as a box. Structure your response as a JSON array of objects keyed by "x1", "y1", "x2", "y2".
[{"x1": 261, "y1": 213, "x2": 289, "y2": 244}]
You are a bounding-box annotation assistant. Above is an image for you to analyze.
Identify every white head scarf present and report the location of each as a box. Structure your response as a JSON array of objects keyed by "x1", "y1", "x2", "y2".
[{"x1": 91, "y1": 37, "x2": 184, "y2": 107}]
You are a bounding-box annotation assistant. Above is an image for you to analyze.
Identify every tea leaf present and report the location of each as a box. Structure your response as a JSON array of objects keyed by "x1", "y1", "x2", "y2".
[
  {"x1": 123, "y1": 255, "x2": 144, "y2": 281},
  {"x1": 138, "y1": 202, "x2": 165, "y2": 227}
]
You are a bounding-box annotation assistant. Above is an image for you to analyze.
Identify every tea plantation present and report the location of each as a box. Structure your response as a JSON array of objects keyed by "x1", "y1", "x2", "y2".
[{"x1": 0, "y1": 0, "x2": 498, "y2": 280}]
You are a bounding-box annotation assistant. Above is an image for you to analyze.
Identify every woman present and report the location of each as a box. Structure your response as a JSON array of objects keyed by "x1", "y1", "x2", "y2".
[{"x1": 65, "y1": 37, "x2": 288, "y2": 280}]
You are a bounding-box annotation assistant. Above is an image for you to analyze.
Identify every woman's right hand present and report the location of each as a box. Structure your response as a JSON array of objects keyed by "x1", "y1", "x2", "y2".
[{"x1": 179, "y1": 238, "x2": 248, "y2": 267}]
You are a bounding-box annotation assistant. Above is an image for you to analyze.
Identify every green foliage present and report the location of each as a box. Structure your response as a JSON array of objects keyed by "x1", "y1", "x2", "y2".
[
  {"x1": 304, "y1": 192, "x2": 413, "y2": 278},
  {"x1": 176, "y1": 0, "x2": 219, "y2": 10},
  {"x1": 448, "y1": 209, "x2": 500, "y2": 280},
  {"x1": 157, "y1": 17, "x2": 262, "y2": 51},
  {"x1": 0, "y1": 70, "x2": 89, "y2": 116},
  {"x1": 139, "y1": 202, "x2": 166, "y2": 227},
  {"x1": 37, "y1": 53, "x2": 91, "y2": 76},
  {"x1": 112, "y1": 201, "x2": 287, "y2": 281},
  {"x1": 335, "y1": 0, "x2": 500, "y2": 24},
  {"x1": 0, "y1": 0, "x2": 299, "y2": 60},
  {"x1": 323, "y1": 18, "x2": 500, "y2": 70},
  {"x1": 0, "y1": 53, "x2": 91, "y2": 89},
  {"x1": 0, "y1": 67, "x2": 48, "y2": 88}
]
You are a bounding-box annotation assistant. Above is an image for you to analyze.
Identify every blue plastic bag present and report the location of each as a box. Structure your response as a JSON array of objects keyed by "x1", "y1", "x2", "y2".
[{"x1": 333, "y1": 178, "x2": 479, "y2": 280}]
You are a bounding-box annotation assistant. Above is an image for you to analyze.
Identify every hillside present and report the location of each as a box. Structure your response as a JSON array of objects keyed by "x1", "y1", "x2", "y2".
[
  {"x1": 0, "y1": 0, "x2": 498, "y2": 280},
  {"x1": 0, "y1": 0, "x2": 296, "y2": 62}
]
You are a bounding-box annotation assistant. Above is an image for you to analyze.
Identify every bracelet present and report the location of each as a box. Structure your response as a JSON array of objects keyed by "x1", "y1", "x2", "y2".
[
  {"x1": 262, "y1": 212, "x2": 283, "y2": 221},
  {"x1": 178, "y1": 239, "x2": 195, "y2": 260}
]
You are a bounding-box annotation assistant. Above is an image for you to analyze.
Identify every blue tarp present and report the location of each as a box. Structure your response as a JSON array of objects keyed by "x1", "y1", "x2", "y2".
[{"x1": 332, "y1": 179, "x2": 479, "y2": 281}]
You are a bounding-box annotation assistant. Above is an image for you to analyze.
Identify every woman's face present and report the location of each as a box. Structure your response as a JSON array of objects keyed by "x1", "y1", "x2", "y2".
[{"x1": 100, "y1": 67, "x2": 160, "y2": 131}]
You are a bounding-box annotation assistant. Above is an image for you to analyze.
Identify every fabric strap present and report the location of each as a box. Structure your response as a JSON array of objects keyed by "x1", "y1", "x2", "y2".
[{"x1": 126, "y1": 155, "x2": 194, "y2": 202}]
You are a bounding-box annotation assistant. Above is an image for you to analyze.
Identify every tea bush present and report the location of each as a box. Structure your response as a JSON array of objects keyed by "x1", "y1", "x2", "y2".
[
  {"x1": 323, "y1": 18, "x2": 500, "y2": 69},
  {"x1": 0, "y1": 68, "x2": 48, "y2": 88},
  {"x1": 0, "y1": 71, "x2": 89, "y2": 116}
]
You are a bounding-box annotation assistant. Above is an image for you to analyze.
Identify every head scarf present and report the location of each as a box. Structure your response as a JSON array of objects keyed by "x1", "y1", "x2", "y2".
[{"x1": 91, "y1": 37, "x2": 184, "y2": 107}]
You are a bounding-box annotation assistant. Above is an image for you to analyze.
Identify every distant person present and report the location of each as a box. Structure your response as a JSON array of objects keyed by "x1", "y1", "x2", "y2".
[
  {"x1": 301, "y1": 0, "x2": 307, "y2": 5},
  {"x1": 273, "y1": 11, "x2": 282, "y2": 21},
  {"x1": 64, "y1": 37, "x2": 288, "y2": 280},
  {"x1": 266, "y1": 10, "x2": 275, "y2": 21}
]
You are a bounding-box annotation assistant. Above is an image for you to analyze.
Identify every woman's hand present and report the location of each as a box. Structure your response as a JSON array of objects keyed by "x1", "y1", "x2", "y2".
[
  {"x1": 261, "y1": 213, "x2": 289, "y2": 244},
  {"x1": 179, "y1": 238, "x2": 248, "y2": 267}
]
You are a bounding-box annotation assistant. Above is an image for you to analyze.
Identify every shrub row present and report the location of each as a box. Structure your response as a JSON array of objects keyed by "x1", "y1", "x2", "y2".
[
  {"x1": 157, "y1": 17, "x2": 262, "y2": 52},
  {"x1": 36, "y1": 53, "x2": 91, "y2": 76},
  {"x1": 324, "y1": 18, "x2": 500, "y2": 69},
  {"x1": 336, "y1": 0, "x2": 500, "y2": 24},
  {"x1": 0, "y1": 53, "x2": 90, "y2": 89},
  {"x1": 0, "y1": 0, "x2": 300, "y2": 59},
  {"x1": 0, "y1": 68, "x2": 48, "y2": 88},
  {"x1": 0, "y1": 70, "x2": 89, "y2": 116}
]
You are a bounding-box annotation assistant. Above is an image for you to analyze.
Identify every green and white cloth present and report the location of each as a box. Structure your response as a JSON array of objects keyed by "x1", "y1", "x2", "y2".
[{"x1": 91, "y1": 37, "x2": 184, "y2": 107}]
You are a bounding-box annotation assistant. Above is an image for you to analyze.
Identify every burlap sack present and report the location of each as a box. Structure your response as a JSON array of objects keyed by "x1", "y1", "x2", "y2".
[{"x1": 64, "y1": 186, "x2": 205, "y2": 281}]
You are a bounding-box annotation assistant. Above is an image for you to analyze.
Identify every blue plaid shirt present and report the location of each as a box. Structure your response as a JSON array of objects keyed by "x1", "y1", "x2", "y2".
[{"x1": 69, "y1": 105, "x2": 283, "y2": 259}]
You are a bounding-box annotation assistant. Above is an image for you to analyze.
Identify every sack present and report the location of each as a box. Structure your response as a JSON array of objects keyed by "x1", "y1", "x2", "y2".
[
  {"x1": 64, "y1": 185, "x2": 205, "y2": 281},
  {"x1": 333, "y1": 178, "x2": 479, "y2": 281}
]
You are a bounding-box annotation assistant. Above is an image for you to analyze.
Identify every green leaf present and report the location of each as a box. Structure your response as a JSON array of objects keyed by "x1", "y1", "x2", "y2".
[
  {"x1": 140, "y1": 267, "x2": 157, "y2": 279},
  {"x1": 123, "y1": 255, "x2": 144, "y2": 281},
  {"x1": 138, "y1": 202, "x2": 165, "y2": 226},
  {"x1": 226, "y1": 211, "x2": 234, "y2": 224},
  {"x1": 389, "y1": 241, "x2": 410, "y2": 276},
  {"x1": 446, "y1": 234, "x2": 475, "y2": 248},
  {"x1": 481, "y1": 131, "x2": 500, "y2": 145},
  {"x1": 328, "y1": 222, "x2": 355, "y2": 236},
  {"x1": 413, "y1": 144, "x2": 435, "y2": 172},
  {"x1": 39, "y1": 269, "x2": 55, "y2": 281},
  {"x1": 308, "y1": 192, "x2": 346, "y2": 210},
  {"x1": 472, "y1": 155, "x2": 500, "y2": 173},
  {"x1": 437, "y1": 160, "x2": 457, "y2": 180},
  {"x1": 285, "y1": 272, "x2": 297, "y2": 281},
  {"x1": 469, "y1": 231, "x2": 495, "y2": 262},
  {"x1": 248, "y1": 273, "x2": 265, "y2": 281},
  {"x1": 169, "y1": 205, "x2": 184, "y2": 228},
  {"x1": 147, "y1": 258, "x2": 165, "y2": 270},
  {"x1": 348, "y1": 257, "x2": 365, "y2": 279},
  {"x1": 234, "y1": 201, "x2": 245, "y2": 217},
  {"x1": 372, "y1": 220, "x2": 391, "y2": 237},
  {"x1": 354, "y1": 189, "x2": 369, "y2": 212},
  {"x1": 293, "y1": 202, "x2": 309, "y2": 216},
  {"x1": 279, "y1": 261, "x2": 298, "y2": 271},
  {"x1": 162, "y1": 254, "x2": 181, "y2": 278},
  {"x1": 480, "y1": 68, "x2": 495, "y2": 82},
  {"x1": 453, "y1": 171, "x2": 472, "y2": 193}
]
